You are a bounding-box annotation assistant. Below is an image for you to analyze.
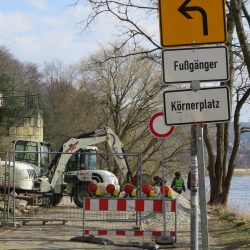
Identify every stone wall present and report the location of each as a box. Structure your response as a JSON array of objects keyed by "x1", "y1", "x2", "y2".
[{"x1": 0, "y1": 108, "x2": 43, "y2": 152}]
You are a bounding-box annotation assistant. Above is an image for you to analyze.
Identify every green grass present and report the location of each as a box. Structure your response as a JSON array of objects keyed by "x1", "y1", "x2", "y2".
[{"x1": 209, "y1": 206, "x2": 250, "y2": 249}]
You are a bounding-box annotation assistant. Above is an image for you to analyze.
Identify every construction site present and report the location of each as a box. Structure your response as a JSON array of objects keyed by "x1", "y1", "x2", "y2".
[{"x1": 0, "y1": 94, "x2": 197, "y2": 250}]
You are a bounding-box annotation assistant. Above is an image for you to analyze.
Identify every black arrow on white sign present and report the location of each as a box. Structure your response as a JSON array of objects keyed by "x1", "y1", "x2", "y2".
[{"x1": 178, "y1": 0, "x2": 208, "y2": 36}]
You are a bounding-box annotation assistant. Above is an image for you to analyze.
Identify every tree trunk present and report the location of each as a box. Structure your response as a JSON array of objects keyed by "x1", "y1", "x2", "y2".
[
  {"x1": 205, "y1": 2, "x2": 236, "y2": 206},
  {"x1": 221, "y1": 118, "x2": 239, "y2": 204},
  {"x1": 231, "y1": 0, "x2": 250, "y2": 75},
  {"x1": 203, "y1": 125, "x2": 217, "y2": 203},
  {"x1": 214, "y1": 124, "x2": 224, "y2": 203},
  {"x1": 216, "y1": 5, "x2": 235, "y2": 205},
  {"x1": 222, "y1": 122, "x2": 230, "y2": 184}
]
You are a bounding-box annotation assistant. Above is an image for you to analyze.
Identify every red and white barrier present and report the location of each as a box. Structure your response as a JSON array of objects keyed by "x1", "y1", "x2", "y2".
[
  {"x1": 84, "y1": 198, "x2": 176, "y2": 212},
  {"x1": 84, "y1": 229, "x2": 176, "y2": 237},
  {"x1": 83, "y1": 197, "x2": 177, "y2": 241}
]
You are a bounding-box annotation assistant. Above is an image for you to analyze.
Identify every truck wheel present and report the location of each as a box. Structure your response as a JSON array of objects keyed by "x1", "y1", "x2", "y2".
[
  {"x1": 73, "y1": 184, "x2": 92, "y2": 208},
  {"x1": 50, "y1": 193, "x2": 63, "y2": 207}
]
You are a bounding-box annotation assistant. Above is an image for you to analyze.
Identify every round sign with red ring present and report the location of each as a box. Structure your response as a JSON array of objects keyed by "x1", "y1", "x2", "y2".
[{"x1": 149, "y1": 112, "x2": 175, "y2": 138}]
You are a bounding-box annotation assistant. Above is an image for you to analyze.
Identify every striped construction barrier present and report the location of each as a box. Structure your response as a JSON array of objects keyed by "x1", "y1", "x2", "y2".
[
  {"x1": 84, "y1": 197, "x2": 176, "y2": 212},
  {"x1": 84, "y1": 229, "x2": 176, "y2": 237},
  {"x1": 83, "y1": 197, "x2": 177, "y2": 241}
]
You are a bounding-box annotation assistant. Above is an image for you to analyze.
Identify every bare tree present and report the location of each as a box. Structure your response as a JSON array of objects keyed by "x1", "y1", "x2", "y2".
[
  {"x1": 73, "y1": 0, "x2": 161, "y2": 61},
  {"x1": 78, "y1": 46, "x2": 189, "y2": 178},
  {"x1": 221, "y1": 0, "x2": 250, "y2": 204},
  {"x1": 40, "y1": 60, "x2": 101, "y2": 149},
  {"x1": 0, "y1": 46, "x2": 42, "y2": 95}
]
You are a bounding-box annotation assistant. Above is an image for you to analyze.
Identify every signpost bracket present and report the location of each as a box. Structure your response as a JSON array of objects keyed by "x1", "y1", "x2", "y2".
[{"x1": 191, "y1": 81, "x2": 201, "y2": 92}]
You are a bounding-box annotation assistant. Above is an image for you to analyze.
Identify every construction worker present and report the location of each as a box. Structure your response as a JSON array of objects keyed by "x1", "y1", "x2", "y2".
[
  {"x1": 171, "y1": 171, "x2": 186, "y2": 194},
  {"x1": 152, "y1": 176, "x2": 162, "y2": 186}
]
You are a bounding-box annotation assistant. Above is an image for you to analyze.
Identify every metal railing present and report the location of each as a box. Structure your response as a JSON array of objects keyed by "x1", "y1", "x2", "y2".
[
  {"x1": 0, "y1": 150, "x2": 141, "y2": 225},
  {"x1": 0, "y1": 94, "x2": 40, "y2": 110}
]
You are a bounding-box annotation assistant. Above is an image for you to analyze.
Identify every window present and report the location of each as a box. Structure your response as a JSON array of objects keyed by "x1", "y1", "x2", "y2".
[
  {"x1": 40, "y1": 144, "x2": 50, "y2": 175},
  {"x1": 65, "y1": 149, "x2": 97, "y2": 172},
  {"x1": 85, "y1": 150, "x2": 97, "y2": 170},
  {"x1": 23, "y1": 117, "x2": 31, "y2": 126},
  {"x1": 15, "y1": 140, "x2": 38, "y2": 166}
]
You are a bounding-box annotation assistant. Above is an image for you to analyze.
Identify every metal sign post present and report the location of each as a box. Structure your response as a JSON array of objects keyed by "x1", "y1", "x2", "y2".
[
  {"x1": 196, "y1": 123, "x2": 209, "y2": 250},
  {"x1": 161, "y1": 139, "x2": 167, "y2": 237},
  {"x1": 190, "y1": 81, "x2": 200, "y2": 250},
  {"x1": 190, "y1": 125, "x2": 199, "y2": 250},
  {"x1": 191, "y1": 81, "x2": 209, "y2": 250},
  {"x1": 148, "y1": 112, "x2": 175, "y2": 244}
]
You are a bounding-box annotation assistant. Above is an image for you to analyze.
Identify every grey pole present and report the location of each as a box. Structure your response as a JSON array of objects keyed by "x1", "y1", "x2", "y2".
[
  {"x1": 136, "y1": 152, "x2": 143, "y2": 227},
  {"x1": 13, "y1": 151, "x2": 16, "y2": 226},
  {"x1": 190, "y1": 125, "x2": 199, "y2": 250},
  {"x1": 3, "y1": 152, "x2": 8, "y2": 220},
  {"x1": 196, "y1": 123, "x2": 209, "y2": 250},
  {"x1": 190, "y1": 80, "x2": 200, "y2": 250},
  {"x1": 83, "y1": 196, "x2": 85, "y2": 236},
  {"x1": 7, "y1": 153, "x2": 11, "y2": 220},
  {"x1": 161, "y1": 139, "x2": 167, "y2": 237}
]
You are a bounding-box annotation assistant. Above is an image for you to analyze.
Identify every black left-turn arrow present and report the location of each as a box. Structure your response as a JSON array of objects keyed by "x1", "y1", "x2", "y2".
[{"x1": 178, "y1": 0, "x2": 208, "y2": 36}]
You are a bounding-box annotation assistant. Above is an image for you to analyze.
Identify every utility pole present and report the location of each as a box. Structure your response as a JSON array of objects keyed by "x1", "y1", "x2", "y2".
[
  {"x1": 190, "y1": 81, "x2": 209, "y2": 250},
  {"x1": 190, "y1": 125, "x2": 199, "y2": 250},
  {"x1": 196, "y1": 123, "x2": 209, "y2": 250}
]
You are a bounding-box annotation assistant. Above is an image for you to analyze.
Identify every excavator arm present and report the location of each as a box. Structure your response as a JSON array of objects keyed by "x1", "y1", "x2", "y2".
[{"x1": 40, "y1": 127, "x2": 132, "y2": 192}]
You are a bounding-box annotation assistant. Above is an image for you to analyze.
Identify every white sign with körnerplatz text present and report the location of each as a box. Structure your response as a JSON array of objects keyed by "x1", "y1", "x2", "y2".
[{"x1": 163, "y1": 86, "x2": 231, "y2": 125}]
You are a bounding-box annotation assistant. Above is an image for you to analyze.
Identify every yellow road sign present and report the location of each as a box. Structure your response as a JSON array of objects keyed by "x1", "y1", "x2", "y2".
[{"x1": 159, "y1": 0, "x2": 227, "y2": 47}]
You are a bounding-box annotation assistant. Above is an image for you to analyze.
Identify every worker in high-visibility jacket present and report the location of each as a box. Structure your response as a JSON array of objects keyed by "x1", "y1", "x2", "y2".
[{"x1": 171, "y1": 171, "x2": 186, "y2": 194}]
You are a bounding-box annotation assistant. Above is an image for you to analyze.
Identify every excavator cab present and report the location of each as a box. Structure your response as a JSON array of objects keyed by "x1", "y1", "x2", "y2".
[
  {"x1": 14, "y1": 140, "x2": 50, "y2": 176},
  {"x1": 64, "y1": 147, "x2": 98, "y2": 182}
]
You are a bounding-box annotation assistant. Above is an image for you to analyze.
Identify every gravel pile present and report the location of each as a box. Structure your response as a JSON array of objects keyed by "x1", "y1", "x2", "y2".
[{"x1": 141, "y1": 191, "x2": 192, "y2": 228}]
